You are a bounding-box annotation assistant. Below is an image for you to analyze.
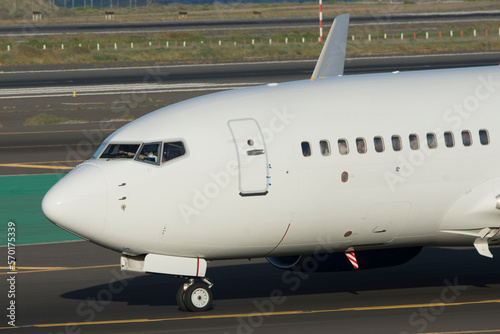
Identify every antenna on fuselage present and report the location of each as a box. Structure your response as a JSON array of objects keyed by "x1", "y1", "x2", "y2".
[{"x1": 311, "y1": 13, "x2": 350, "y2": 81}]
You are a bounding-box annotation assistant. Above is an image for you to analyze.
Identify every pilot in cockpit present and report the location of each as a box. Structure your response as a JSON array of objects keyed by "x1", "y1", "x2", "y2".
[
  {"x1": 118, "y1": 145, "x2": 135, "y2": 158},
  {"x1": 138, "y1": 147, "x2": 158, "y2": 163}
]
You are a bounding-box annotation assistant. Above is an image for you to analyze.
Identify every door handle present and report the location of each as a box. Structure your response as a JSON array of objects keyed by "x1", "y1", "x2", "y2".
[
  {"x1": 372, "y1": 227, "x2": 387, "y2": 233},
  {"x1": 247, "y1": 149, "x2": 265, "y2": 156}
]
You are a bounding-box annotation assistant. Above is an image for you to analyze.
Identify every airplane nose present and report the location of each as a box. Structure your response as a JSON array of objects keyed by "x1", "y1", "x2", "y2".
[{"x1": 42, "y1": 162, "x2": 108, "y2": 241}]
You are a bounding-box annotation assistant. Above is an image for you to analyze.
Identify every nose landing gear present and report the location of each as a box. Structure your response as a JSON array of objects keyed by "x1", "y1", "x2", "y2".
[{"x1": 176, "y1": 277, "x2": 213, "y2": 312}]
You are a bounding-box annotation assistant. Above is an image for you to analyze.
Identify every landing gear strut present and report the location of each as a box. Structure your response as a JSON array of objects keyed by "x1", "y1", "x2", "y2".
[{"x1": 176, "y1": 277, "x2": 213, "y2": 312}]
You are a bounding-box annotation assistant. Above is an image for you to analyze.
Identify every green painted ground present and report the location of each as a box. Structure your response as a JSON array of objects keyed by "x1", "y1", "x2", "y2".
[{"x1": 0, "y1": 174, "x2": 82, "y2": 246}]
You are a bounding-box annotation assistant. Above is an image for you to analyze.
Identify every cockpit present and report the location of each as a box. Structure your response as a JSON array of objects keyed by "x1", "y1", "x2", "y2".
[{"x1": 93, "y1": 141, "x2": 187, "y2": 165}]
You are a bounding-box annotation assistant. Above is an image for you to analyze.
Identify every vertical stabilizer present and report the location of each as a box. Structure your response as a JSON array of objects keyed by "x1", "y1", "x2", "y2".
[{"x1": 311, "y1": 14, "x2": 350, "y2": 80}]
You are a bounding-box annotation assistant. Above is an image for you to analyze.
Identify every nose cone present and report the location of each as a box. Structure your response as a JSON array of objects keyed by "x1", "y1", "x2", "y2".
[{"x1": 42, "y1": 162, "x2": 108, "y2": 241}]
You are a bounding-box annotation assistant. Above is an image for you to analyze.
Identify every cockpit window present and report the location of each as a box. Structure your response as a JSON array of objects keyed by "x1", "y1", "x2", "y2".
[
  {"x1": 136, "y1": 142, "x2": 161, "y2": 165},
  {"x1": 98, "y1": 141, "x2": 187, "y2": 165},
  {"x1": 100, "y1": 144, "x2": 140, "y2": 159},
  {"x1": 92, "y1": 144, "x2": 107, "y2": 159},
  {"x1": 163, "y1": 141, "x2": 186, "y2": 163}
]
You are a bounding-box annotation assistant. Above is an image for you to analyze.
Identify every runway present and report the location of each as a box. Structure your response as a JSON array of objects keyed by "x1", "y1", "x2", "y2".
[
  {"x1": 2, "y1": 54, "x2": 500, "y2": 332},
  {"x1": 2, "y1": 11, "x2": 500, "y2": 36},
  {"x1": 1, "y1": 51, "x2": 500, "y2": 176},
  {"x1": 1, "y1": 242, "x2": 500, "y2": 333}
]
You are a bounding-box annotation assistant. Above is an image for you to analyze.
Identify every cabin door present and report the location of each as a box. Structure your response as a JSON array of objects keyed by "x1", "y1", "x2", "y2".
[{"x1": 228, "y1": 118, "x2": 269, "y2": 196}]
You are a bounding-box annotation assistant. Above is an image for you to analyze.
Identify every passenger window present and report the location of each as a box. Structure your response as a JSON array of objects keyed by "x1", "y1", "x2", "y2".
[
  {"x1": 301, "y1": 141, "x2": 311, "y2": 157},
  {"x1": 100, "y1": 144, "x2": 140, "y2": 159},
  {"x1": 356, "y1": 137, "x2": 366, "y2": 154},
  {"x1": 479, "y1": 129, "x2": 490, "y2": 145},
  {"x1": 409, "y1": 134, "x2": 419, "y2": 150},
  {"x1": 444, "y1": 131, "x2": 454, "y2": 148},
  {"x1": 391, "y1": 135, "x2": 402, "y2": 151},
  {"x1": 136, "y1": 142, "x2": 161, "y2": 165},
  {"x1": 427, "y1": 133, "x2": 437, "y2": 149},
  {"x1": 163, "y1": 141, "x2": 186, "y2": 163},
  {"x1": 461, "y1": 130, "x2": 472, "y2": 147},
  {"x1": 374, "y1": 136, "x2": 384, "y2": 153},
  {"x1": 338, "y1": 139, "x2": 349, "y2": 155},
  {"x1": 319, "y1": 140, "x2": 331, "y2": 156}
]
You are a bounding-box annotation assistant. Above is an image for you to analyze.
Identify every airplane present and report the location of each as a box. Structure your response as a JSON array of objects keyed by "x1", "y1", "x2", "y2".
[{"x1": 42, "y1": 14, "x2": 500, "y2": 312}]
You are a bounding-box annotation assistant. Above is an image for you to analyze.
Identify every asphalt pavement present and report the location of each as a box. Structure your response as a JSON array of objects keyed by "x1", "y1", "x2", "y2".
[
  {"x1": 1, "y1": 11, "x2": 500, "y2": 36},
  {"x1": 2, "y1": 54, "x2": 500, "y2": 333},
  {"x1": 1, "y1": 52, "x2": 500, "y2": 177},
  {"x1": 1, "y1": 241, "x2": 499, "y2": 333}
]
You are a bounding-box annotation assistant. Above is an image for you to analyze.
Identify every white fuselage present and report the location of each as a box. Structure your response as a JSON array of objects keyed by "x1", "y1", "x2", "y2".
[{"x1": 42, "y1": 66, "x2": 500, "y2": 261}]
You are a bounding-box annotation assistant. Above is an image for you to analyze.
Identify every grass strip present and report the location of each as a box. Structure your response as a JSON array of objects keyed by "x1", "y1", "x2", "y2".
[
  {"x1": 1, "y1": 33, "x2": 499, "y2": 66},
  {"x1": 1, "y1": 0, "x2": 499, "y2": 24}
]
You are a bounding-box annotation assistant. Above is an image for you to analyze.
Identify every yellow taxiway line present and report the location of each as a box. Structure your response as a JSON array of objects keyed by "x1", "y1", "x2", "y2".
[
  {"x1": 0, "y1": 266, "x2": 67, "y2": 270},
  {"x1": 0, "y1": 264, "x2": 119, "y2": 275},
  {"x1": 1, "y1": 299, "x2": 499, "y2": 331},
  {"x1": 0, "y1": 160, "x2": 84, "y2": 170},
  {"x1": 0, "y1": 163, "x2": 75, "y2": 170}
]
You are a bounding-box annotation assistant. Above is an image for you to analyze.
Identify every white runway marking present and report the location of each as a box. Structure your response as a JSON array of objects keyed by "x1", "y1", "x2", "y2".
[{"x1": 0, "y1": 82, "x2": 264, "y2": 99}]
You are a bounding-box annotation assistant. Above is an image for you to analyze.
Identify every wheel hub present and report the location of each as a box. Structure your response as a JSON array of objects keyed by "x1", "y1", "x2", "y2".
[{"x1": 191, "y1": 288, "x2": 210, "y2": 308}]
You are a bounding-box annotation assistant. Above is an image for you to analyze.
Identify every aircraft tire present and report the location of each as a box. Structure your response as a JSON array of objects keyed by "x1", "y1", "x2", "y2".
[
  {"x1": 183, "y1": 283, "x2": 213, "y2": 312},
  {"x1": 176, "y1": 285, "x2": 188, "y2": 312}
]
